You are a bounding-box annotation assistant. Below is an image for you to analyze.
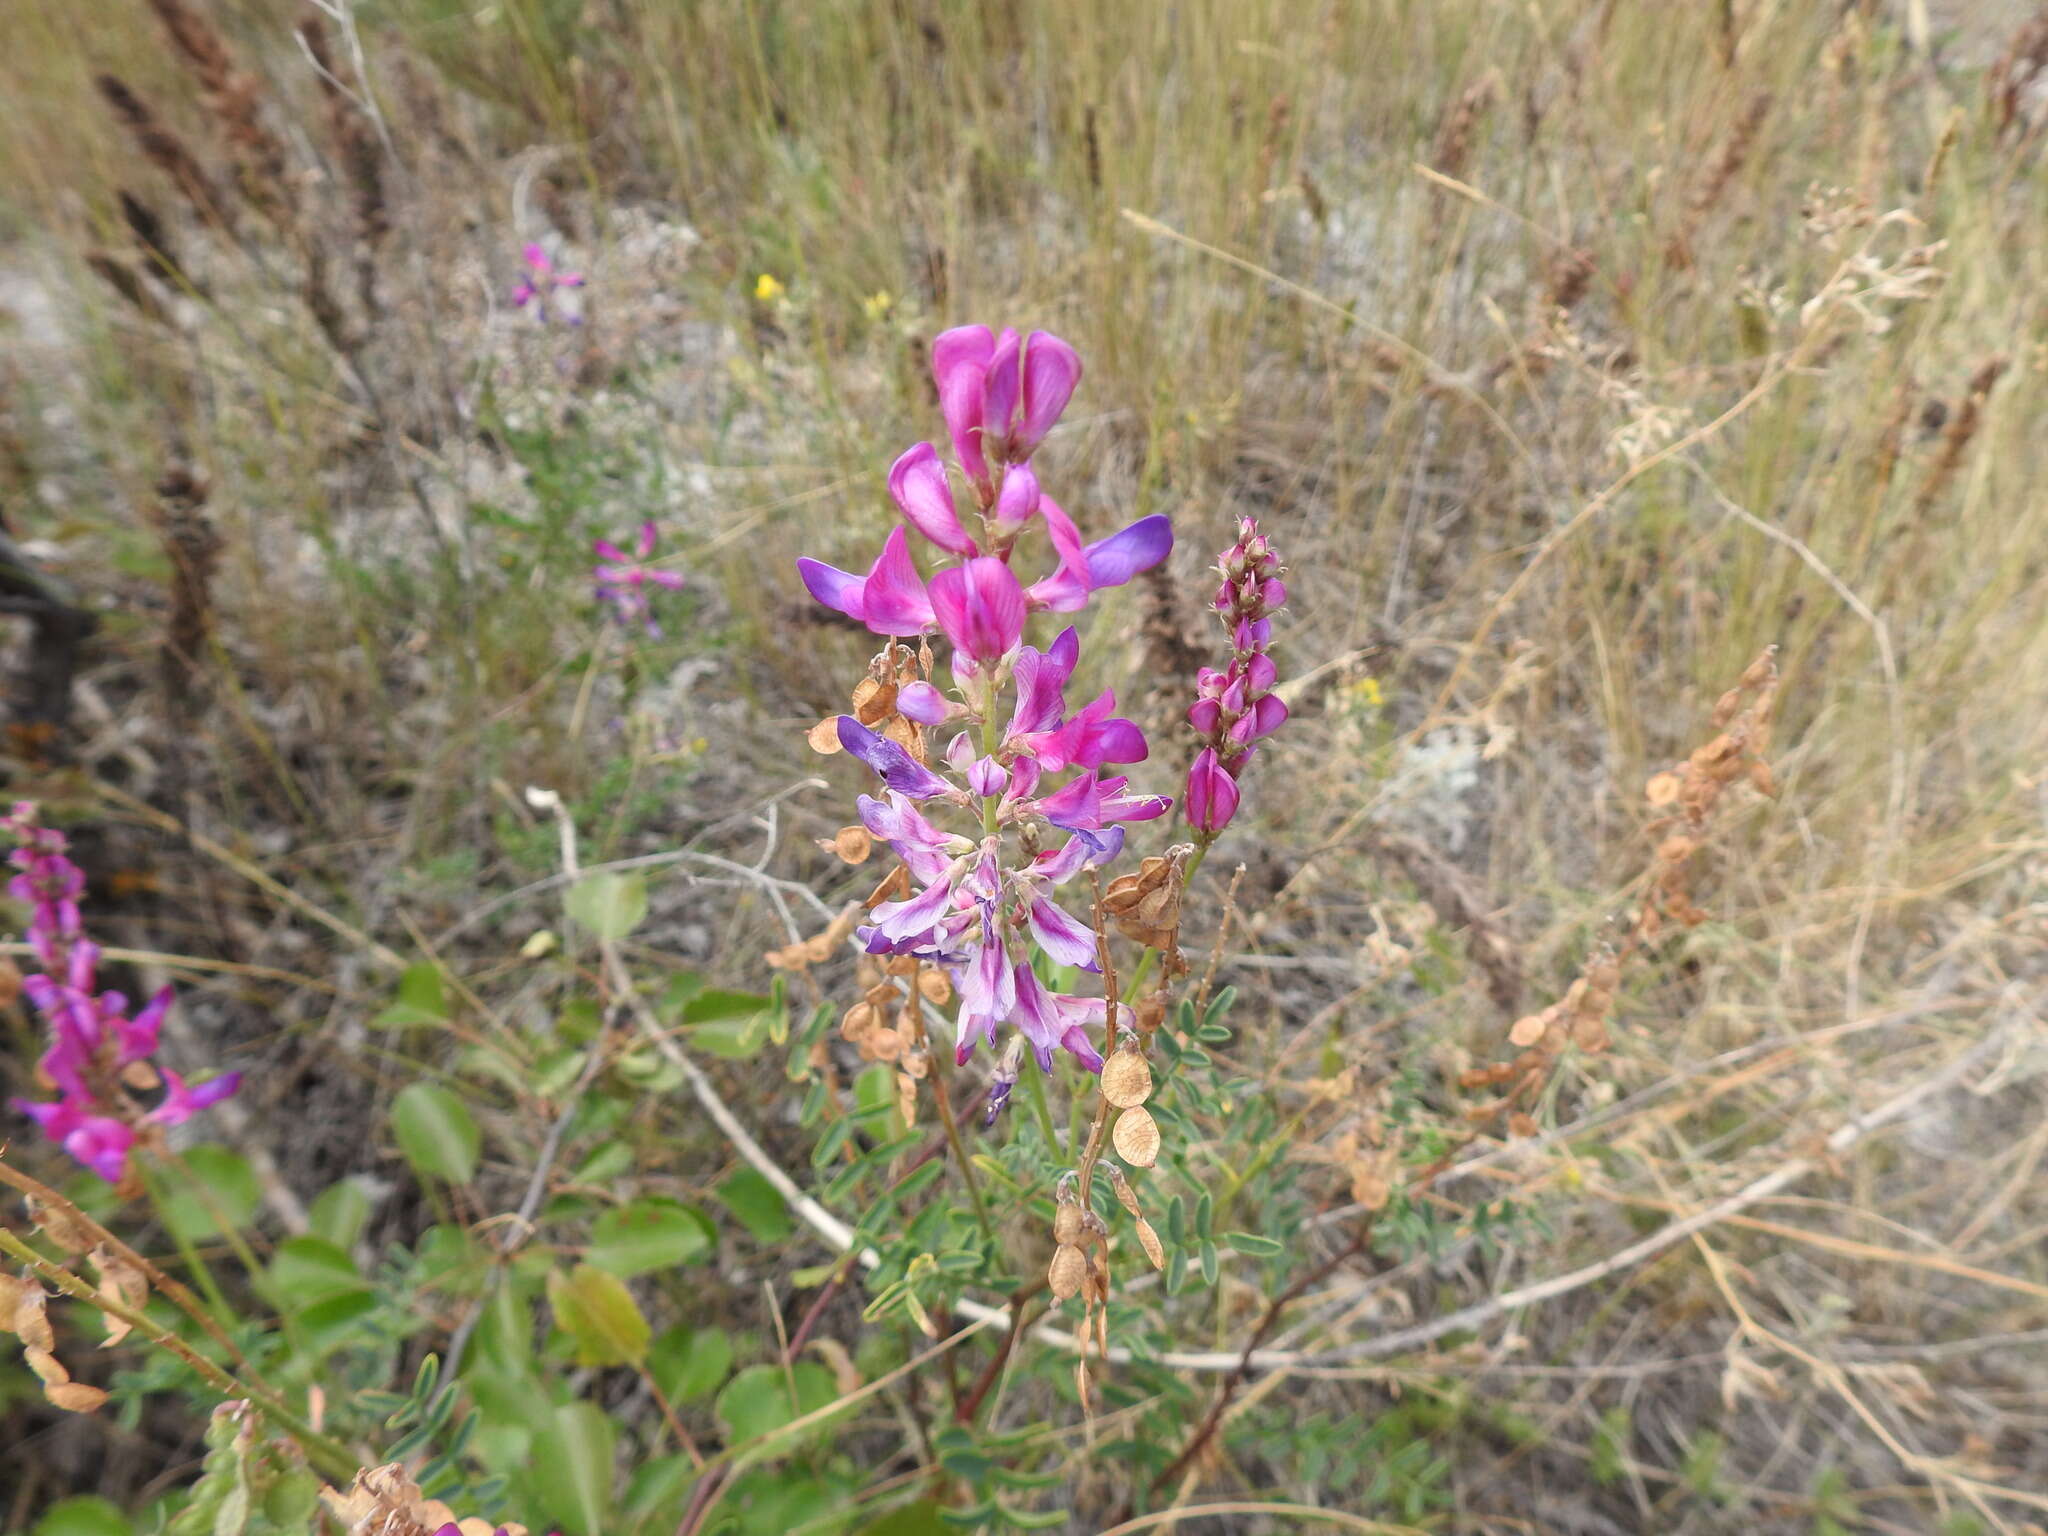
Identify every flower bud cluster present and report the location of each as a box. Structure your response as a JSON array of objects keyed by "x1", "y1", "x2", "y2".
[{"x1": 1185, "y1": 517, "x2": 1289, "y2": 835}]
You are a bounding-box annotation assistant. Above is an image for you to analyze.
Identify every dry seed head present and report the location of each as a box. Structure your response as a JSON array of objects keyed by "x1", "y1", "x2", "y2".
[
  {"x1": 1099, "y1": 1047, "x2": 1153, "y2": 1109},
  {"x1": 806, "y1": 717, "x2": 843, "y2": 754},
  {"x1": 1048, "y1": 1244, "x2": 1086, "y2": 1300},
  {"x1": 1112, "y1": 1105, "x2": 1161, "y2": 1168},
  {"x1": 916, "y1": 967, "x2": 952, "y2": 1004}
]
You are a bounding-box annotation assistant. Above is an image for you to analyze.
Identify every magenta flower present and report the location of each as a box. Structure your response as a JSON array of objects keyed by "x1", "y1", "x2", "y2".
[
  {"x1": 929, "y1": 557, "x2": 1026, "y2": 668},
  {"x1": 1184, "y1": 748, "x2": 1241, "y2": 833},
  {"x1": 799, "y1": 525, "x2": 937, "y2": 637},
  {"x1": 593, "y1": 521, "x2": 686, "y2": 636},
  {"x1": 6, "y1": 803, "x2": 237, "y2": 1184},
  {"x1": 932, "y1": 326, "x2": 1083, "y2": 498},
  {"x1": 888, "y1": 443, "x2": 979, "y2": 556},
  {"x1": 511, "y1": 241, "x2": 585, "y2": 323}
]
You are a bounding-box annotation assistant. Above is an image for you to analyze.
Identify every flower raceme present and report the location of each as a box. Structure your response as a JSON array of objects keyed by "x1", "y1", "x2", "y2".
[
  {"x1": 798, "y1": 326, "x2": 1172, "y2": 1090},
  {"x1": 5, "y1": 803, "x2": 238, "y2": 1184},
  {"x1": 1185, "y1": 518, "x2": 1289, "y2": 836}
]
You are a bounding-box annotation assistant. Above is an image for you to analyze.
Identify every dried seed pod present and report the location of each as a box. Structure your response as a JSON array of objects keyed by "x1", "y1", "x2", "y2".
[
  {"x1": 865, "y1": 1026, "x2": 904, "y2": 1063},
  {"x1": 13, "y1": 1285, "x2": 54, "y2": 1351},
  {"x1": 839, "y1": 1002, "x2": 876, "y2": 1041},
  {"x1": 1134, "y1": 1217, "x2": 1165, "y2": 1270},
  {"x1": 1106, "y1": 1166, "x2": 1143, "y2": 1217},
  {"x1": 851, "y1": 676, "x2": 897, "y2": 724},
  {"x1": 1048, "y1": 1244, "x2": 1086, "y2": 1300},
  {"x1": 1508, "y1": 1013, "x2": 1548, "y2": 1048},
  {"x1": 1644, "y1": 770, "x2": 1681, "y2": 807},
  {"x1": 1099, "y1": 1048, "x2": 1153, "y2": 1109},
  {"x1": 902, "y1": 1048, "x2": 931, "y2": 1080},
  {"x1": 1085, "y1": 1247, "x2": 1111, "y2": 1307},
  {"x1": 806, "y1": 717, "x2": 844, "y2": 754},
  {"x1": 917, "y1": 968, "x2": 952, "y2": 1004},
  {"x1": 825, "y1": 826, "x2": 872, "y2": 864},
  {"x1": 88, "y1": 1245, "x2": 147, "y2": 1347},
  {"x1": 47, "y1": 1381, "x2": 108, "y2": 1413},
  {"x1": 1112, "y1": 1106, "x2": 1161, "y2": 1168},
  {"x1": 27, "y1": 1198, "x2": 94, "y2": 1256},
  {"x1": 25, "y1": 1345, "x2": 68, "y2": 1384},
  {"x1": 1052, "y1": 1197, "x2": 1084, "y2": 1247}
]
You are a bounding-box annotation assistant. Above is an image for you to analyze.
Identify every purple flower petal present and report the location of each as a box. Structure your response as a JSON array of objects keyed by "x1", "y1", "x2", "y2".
[
  {"x1": 1084, "y1": 514, "x2": 1175, "y2": 589},
  {"x1": 1016, "y1": 331, "x2": 1082, "y2": 456},
  {"x1": 1023, "y1": 496, "x2": 1093, "y2": 612},
  {"x1": 895, "y1": 681, "x2": 948, "y2": 725},
  {"x1": 1028, "y1": 897, "x2": 1099, "y2": 970},
  {"x1": 934, "y1": 326, "x2": 995, "y2": 492},
  {"x1": 835, "y1": 717, "x2": 955, "y2": 799},
  {"x1": 889, "y1": 442, "x2": 978, "y2": 556},
  {"x1": 797, "y1": 557, "x2": 869, "y2": 622},
  {"x1": 982, "y1": 328, "x2": 1022, "y2": 455},
  {"x1": 861, "y1": 526, "x2": 938, "y2": 636},
  {"x1": 1186, "y1": 748, "x2": 1240, "y2": 833},
  {"x1": 929, "y1": 557, "x2": 1025, "y2": 664}
]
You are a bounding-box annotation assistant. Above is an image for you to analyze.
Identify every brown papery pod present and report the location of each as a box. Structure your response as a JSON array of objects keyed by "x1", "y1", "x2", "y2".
[
  {"x1": 27, "y1": 1198, "x2": 94, "y2": 1256},
  {"x1": 851, "y1": 677, "x2": 897, "y2": 725},
  {"x1": 1112, "y1": 1106, "x2": 1161, "y2": 1168},
  {"x1": 47, "y1": 1381, "x2": 109, "y2": 1413},
  {"x1": 1134, "y1": 1217, "x2": 1165, "y2": 1270},
  {"x1": 806, "y1": 717, "x2": 843, "y2": 755},
  {"x1": 1048, "y1": 1244, "x2": 1086, "y2": 1300},
  {"x1": 1107, "y1": 1166, "x2": 1143, "y2": 1217},
  {"x1": 14, "y1": 1285, "x2": 55, "y2": 1351},
  {"x1": 825, "y1": 826, "x2": 872, "y2": 864},
  {"x1": 1052, "y1": 1198, "x2": 1083, "y2": 1247},
  {"x1": 895, "y1": 1070, "x2": 917, "y2": 1129},
  {"x1": 1099, "y1": 1048, "x2": 1153, "y2": 1109}
]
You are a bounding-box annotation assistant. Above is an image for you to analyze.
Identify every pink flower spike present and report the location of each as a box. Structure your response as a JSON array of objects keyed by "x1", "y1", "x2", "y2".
[
  {"x1": 522, "y1": 242, "x2": 549, "y2": 273},
  {"x1": 929, "y1": 557, "x2": 1025, "y2": 665},
  {"x1": 636, "y1": 521, "x2": 659, "y2": 559},
  {"x1": 1016, "y1": 331, "x2": 1082, "y2": 457},
  {"x1": 888, "y1": 443, "x2": 978, "y2": 555}
]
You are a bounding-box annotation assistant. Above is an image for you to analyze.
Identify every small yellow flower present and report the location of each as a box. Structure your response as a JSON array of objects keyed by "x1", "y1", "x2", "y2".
[
  {"x1": 1350, "y1": 676, "x2": 1385, "y2": 711},
  {"x1": 753, "y1": 272, "x2": 786, "y2": 302},
  {"x1": 861, "y1": 290, "x2": 893, "y2": 320}
]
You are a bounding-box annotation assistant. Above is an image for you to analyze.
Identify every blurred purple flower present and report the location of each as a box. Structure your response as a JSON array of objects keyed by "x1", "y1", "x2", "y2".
[
  {"x1": 593, "y1": 521, "x2": 686, "y2": 635},
  {"x1": 511, "y1": 241, "x2": 585, "y2": 324}
]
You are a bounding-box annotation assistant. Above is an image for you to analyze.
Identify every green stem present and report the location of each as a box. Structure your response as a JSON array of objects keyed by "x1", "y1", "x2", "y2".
[
  {"x1": 0, "y1": 1226, "x2": 359, "y2": 1483},
  {"x1": 1022, "y1": 1058, "x2": 1058, "y2": 1148},
  {"x1": 139, "y1": 1163, "x2": 237, "y2": 1331},
  {"x1": 930, "y1": 1071, "x2": 996, "y2": 1246}
]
